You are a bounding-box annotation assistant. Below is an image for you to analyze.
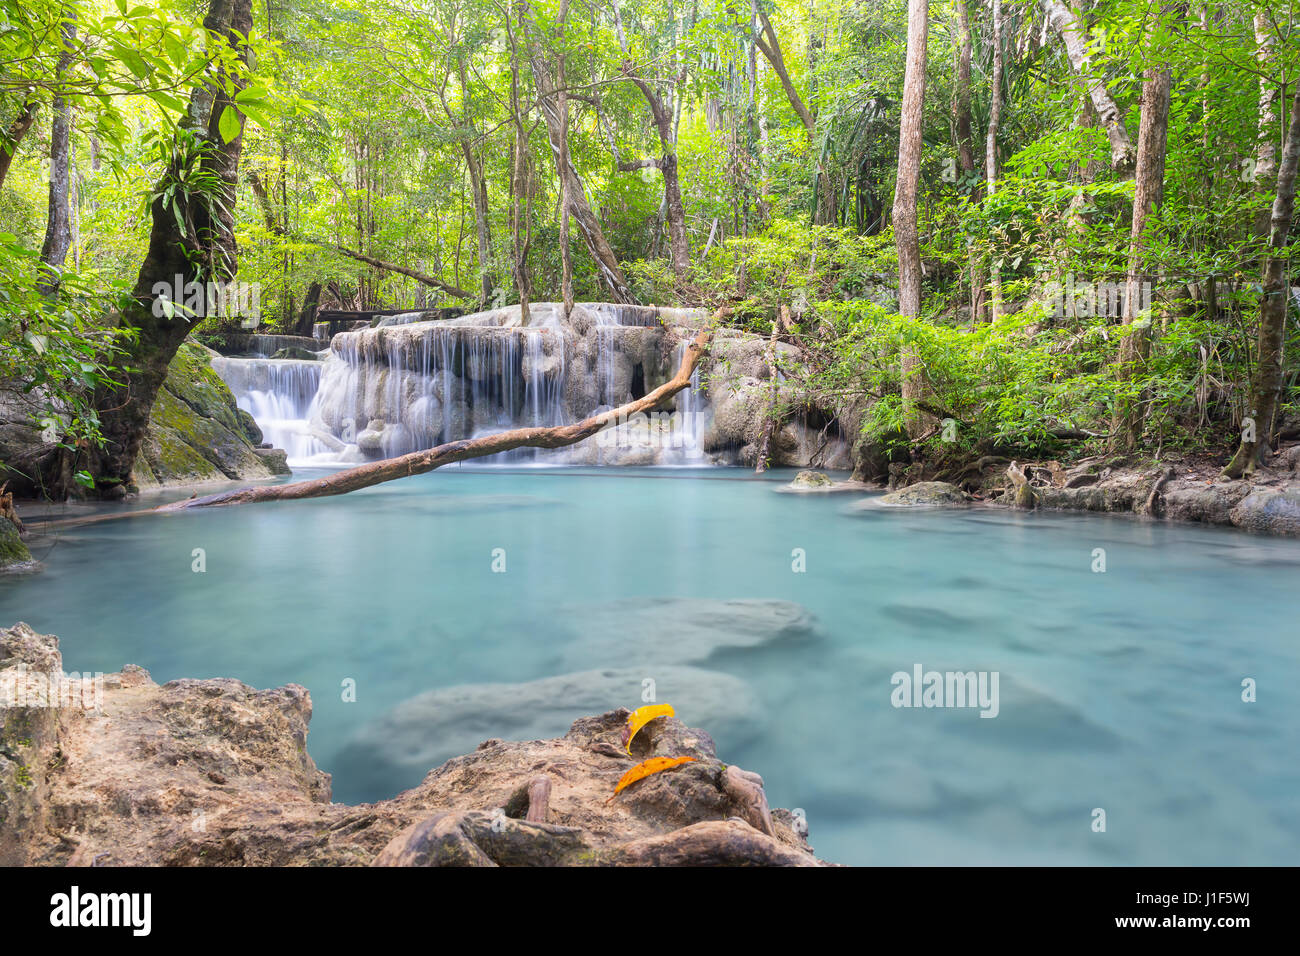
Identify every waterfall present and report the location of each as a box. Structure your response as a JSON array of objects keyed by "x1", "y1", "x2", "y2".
[
  {"x1": 211, "y1": 356, "x2": 330, "y2": 463},
  {"x1": 212, "y1": 303, "x2": 730, "y2": 468}
]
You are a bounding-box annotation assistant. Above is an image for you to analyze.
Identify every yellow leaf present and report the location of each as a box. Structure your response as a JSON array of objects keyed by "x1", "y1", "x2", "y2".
[
  {"x1": 624, "y1": 703, "x2": 674, "y2": 752},
  {"x1": 607, "y1": 756, "x2": 696, "y2": 803}
]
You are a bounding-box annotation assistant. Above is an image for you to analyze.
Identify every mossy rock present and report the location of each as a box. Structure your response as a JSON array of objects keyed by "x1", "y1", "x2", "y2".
[
  {"x1": 791, "y1": 470, "x2": 833, "y2": 488},
  {"x1": 877, "y1": 481, "x2": 971, "y2": 507},
  {"x1": 133, "y1": 343, "x2": 281, "y2": 488},
  {"x1": 0, "y1": 517, "x2": 35, "y2": 573}
]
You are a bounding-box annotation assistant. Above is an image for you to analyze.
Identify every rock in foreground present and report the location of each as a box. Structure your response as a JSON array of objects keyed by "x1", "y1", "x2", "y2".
[{"x1": 0, "y1": 623, "x2": 825, "y2": 867}]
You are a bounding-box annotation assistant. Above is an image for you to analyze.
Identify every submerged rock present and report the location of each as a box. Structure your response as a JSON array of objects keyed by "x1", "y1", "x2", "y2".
[
  {"x1": 335, "y1": 666, "x2": 762, "y2": 794},
  {"x1": 552, "y1": 597, "x2": 817, "y2": 670},
  {"x1": 0, "y1": 624, "x2": 823, "y2": 866}
]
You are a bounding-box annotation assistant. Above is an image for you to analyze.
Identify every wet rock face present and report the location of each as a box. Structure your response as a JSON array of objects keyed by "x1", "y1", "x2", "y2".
[{"x1": 0, "y1": 623, "x2": 827, "y2": 867}]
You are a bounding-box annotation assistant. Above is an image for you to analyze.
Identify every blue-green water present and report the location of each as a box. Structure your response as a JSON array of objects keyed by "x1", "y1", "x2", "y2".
[{"x1": 4, "y1": 466, "x2": 1298, "y2": 865}]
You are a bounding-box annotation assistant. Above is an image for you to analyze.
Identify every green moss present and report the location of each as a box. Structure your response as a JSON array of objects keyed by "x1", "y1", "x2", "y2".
[{"x1": 0, "y1": 517, "x2": 32, "y2": 568}]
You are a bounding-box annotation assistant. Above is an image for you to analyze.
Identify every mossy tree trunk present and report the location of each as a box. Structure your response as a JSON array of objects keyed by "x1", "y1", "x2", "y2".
[{"x1": 76, "y1": 0, "x2": 253, "y2": 499}]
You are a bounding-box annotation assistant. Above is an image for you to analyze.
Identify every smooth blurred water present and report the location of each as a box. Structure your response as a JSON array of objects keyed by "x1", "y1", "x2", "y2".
[{"x1": 4, "y1": 466, "x2": 1298, "y2": 865}]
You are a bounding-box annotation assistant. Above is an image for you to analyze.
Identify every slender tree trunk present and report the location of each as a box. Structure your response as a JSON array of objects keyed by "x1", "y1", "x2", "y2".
[
  {"x1": 294, "y1": 280, "x2": 322, "y2": 336},
  {"x1": 80, "y1": 0, "x2": 254, "y2": 498},
  {"x1": 613, "y1": 0, "x2": 689, "y2": 276},
  {"x1": 895, "y1": 0, "x2": 928, "y2": 437},
  {"x1": 557, "y1": 0, "x2": 574, "y2": 317},
  {"x1": 1223, "y1": 83, "x2": 1300, "y2": 478},
  {"x1": 985, "y1": 0, "x2": 1003, "y2": 323},
  {"x1": 953, "y1": 0, "x2": 975, "y2": 177},
  {"x1": 1111, "y1": 65, "x2": 1172, "y2": 451},
  {"x1": 954, "y1": 0, "x2": 984, "y2": 322},
  {"x1": 1251, "y1": 13, "x2": 1279, "y2": 239},
  {"x1": 750, "y1": 0, "x2": 833, "y2": 224},
  {"x1": 37, "y1": 15, "x2": 77, "y2": 296},
  {"x1": 1041, "y1": 0, "x2": 1135, "y2": 172},
  {"x1": 0, "y1": 98, "x2": 39, "y2": 191},
  {"x1": 463, "y1": 144, "x2": 494, "y2": 303},
  {"x1": 750, "y1": 1, "x2": 815, "y2": 134},
  {"x1": 505, "y1": 9, "x2": 532, "y2": 323}
]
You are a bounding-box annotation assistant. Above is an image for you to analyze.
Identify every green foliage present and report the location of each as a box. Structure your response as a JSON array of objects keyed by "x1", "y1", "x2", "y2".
[{"x1": 0, "y1": 234, "x2": 128, "y2": 454}]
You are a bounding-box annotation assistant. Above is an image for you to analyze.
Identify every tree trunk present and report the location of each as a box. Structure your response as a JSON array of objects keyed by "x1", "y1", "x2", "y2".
[
  {"x1": 985, "y1": 0, "x2": 1003, "y2": 323},
  {"x1": 613, "y1": 0, "x2": 690, "y2": 276},
  {"x1": 505, "y1": 9, "x2": 532, "y2": 323},
  {"x1": 294, "y1": 281, "x2": 322, "y2": 336},
  {"x1": 0, "y1": 98, "x2": 39, "y2": 191},
  {"x1": 464, "y1": 143, "x2": 494, "y2": 304},
  {"x1": 557, "y1": 0, "x2": 574, "y2": 317},
  {"x1": 1041, "y1": 0, "x2": 1135, "y2": 172},
  {"x1": 753, "y1": 306, "x2": 788, "y2": 473},
  {"x1": 1111, "y1": 65, "x2": 1171, "y2": 451},
  {"x1": 751, "y1": 1, "x2": 815, "y2": 135},
  {"x1": 37, "y1": 16, "x2": 77, "y2": 296},
  {"x1": 894, "y1": 0, "x2": 928, "y2": 438},
  {"x1": 152, "y1": 321, "x2": 720, "y2": 511},
  {"x1": 1223, "y1": 83, "x2": 1300, "y2": 478},
  {"x1": 750, "y1": 0, "x2": 834, "y2": 225},
  {"x1": 1251, "y1": 13, "x2": 1279, "y2": 240},
  {"x1": 523, "y1": 3, "x2": 634, "y2": 304},
  {"x1": 80, "y1": 0, "x2": 254, "y2": 499},
  {"x1": 953, "y1": 0, "x2": 975, "y2": 178}
]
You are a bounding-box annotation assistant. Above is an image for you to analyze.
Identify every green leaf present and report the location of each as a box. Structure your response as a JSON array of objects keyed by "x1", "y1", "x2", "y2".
[
  {"x1": 149, "y1": 90, "x2": 186, "y2": 115},
  {"x1": 217, "y1": 105, "x2": 241, "y2": 143}
]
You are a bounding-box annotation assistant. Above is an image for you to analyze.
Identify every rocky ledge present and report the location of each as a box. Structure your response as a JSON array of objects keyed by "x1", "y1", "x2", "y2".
[
  {"x1": 986, "y1": 452, "x2": 1300, "y2": 536},
  {"x1": 0, "y1": 623, "x2": 824, "y2": 867},
  {"x1": 850, "y1": 446, "x2": 1300, "y2": 537}
]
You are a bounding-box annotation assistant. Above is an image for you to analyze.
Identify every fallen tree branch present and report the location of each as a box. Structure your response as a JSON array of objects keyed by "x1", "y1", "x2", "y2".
[{"x1": 152, "y1": 318, "x2": 722, "y2": 511}]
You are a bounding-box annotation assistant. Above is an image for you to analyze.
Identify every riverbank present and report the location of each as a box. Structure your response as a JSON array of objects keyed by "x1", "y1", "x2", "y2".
[
  {"x1": 0, "y1": 622, "x2": 824, "y2": 867},
  {"x1": 829, "y1": 440, "x2": 1300, "y2": 537}
]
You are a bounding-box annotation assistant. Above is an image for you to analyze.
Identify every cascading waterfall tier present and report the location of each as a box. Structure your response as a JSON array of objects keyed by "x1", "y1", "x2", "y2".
[{"x1": 210, "y1": 355, "x2": 328, "y2": 461}]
